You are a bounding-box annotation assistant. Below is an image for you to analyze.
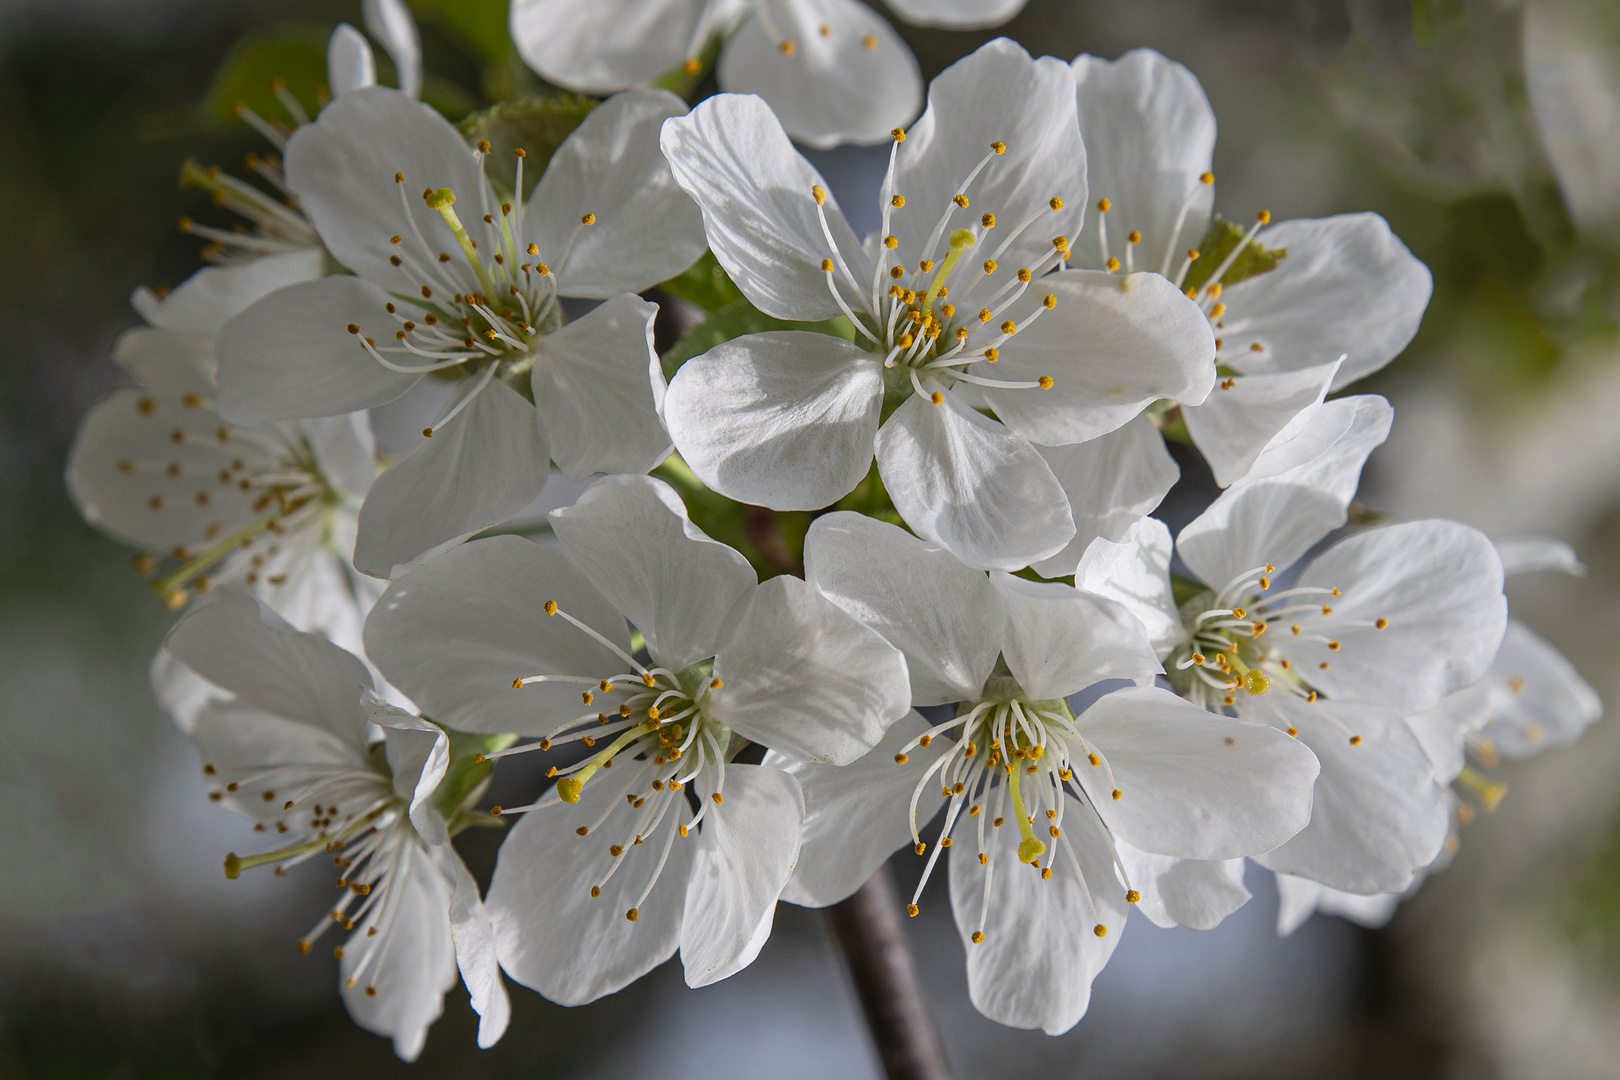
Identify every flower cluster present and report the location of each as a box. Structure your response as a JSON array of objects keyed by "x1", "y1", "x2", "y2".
[{"x1": 67, "y1": 4, "x2": 1601, "y2": 1061}]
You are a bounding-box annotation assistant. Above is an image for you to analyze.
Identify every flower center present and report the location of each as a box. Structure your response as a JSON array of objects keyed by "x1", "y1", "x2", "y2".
[
  {"x1": 810, "y1": 133, "x2": 1070, "y2": 415},
  {"x1": 119, "y1": 393, "x2": 347, "y2": 608},
  {"x1": 345, "y1": 150, "x2": 594, "y2": 436},
  {"x1": 886, "y1": 676, "x2": 1136, "y2": 945},
  {"x1": 485, "y1": 601, "x2": 734, "y2": 924}
]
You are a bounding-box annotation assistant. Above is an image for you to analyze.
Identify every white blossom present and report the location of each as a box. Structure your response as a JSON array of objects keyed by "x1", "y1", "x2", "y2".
[
  {"x1": 215, "y1": 86, "x2": 708, "y2": 577},
  {"x1": 660, "y1": 39, "x2": 1214, "y2": 571},
  {"x1": 361, "y1": 475, "x2": 911, "y2": 1001}
]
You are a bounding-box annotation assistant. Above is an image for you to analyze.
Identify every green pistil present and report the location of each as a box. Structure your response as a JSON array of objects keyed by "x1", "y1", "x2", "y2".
[
  {"x1": 223, "y1": 813, "x2": 374, "y2": 879},
  {"x1": 1006, "y1": 762, "x2": 1046, "y2": 864},
  {"x1": 922, "y1": 228, "x2": 976, "y2": 314},
  {"x1": 425, "y1": 187, "x2": 496, "y2": 300}
]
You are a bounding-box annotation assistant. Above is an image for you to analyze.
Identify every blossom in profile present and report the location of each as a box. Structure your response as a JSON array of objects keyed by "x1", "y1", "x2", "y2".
[
  {"x1": 165, "y1": 591, "x2": 508, "y2": 1060},
  {"x1": 510, "y1": 0, "x2": 928, "y2": 148},
  {"x1": 1069, "y1": 47, "x2": 1433, "y2": 486},
  {"x1": 660, "y1": 39, "x2": 1214, "y2": 571},
  {"x1": 66, "y1": 254, "x2": 378, "y2": 648},
  {"x1": 773, "y1": 511, "x2": 1318, "y2": 1033},
  {"x1": 362, "y1": 475, "x2": 911, "y2": 1002},
  {"x1": 215, "y1": 86, "x2": 708, "y2": 576}
]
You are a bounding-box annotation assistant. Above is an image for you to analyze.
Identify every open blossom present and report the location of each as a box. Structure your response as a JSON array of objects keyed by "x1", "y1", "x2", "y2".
[
  {"x1": 66, "y1": 253, "x2": 379, "y2": 649},
  {"x1": 215, "y1": 86, "x2": 708, "y2": 577},
  {"x1": 362, "y1": 475, "x2": 911, "y2": 1002},
  {"x1": 660, "y1": 39, "x2": 1214, "y2": 571},
  {"x1": 510, "y1": 0, "x2": 924, "y2": 148},
  {"x1": 773, "y1": 512, "x2": 1318, "y2": 1033},
  {"x1": 1078, "y1": 394, "x2": 1506, "y2": 903},
  {"x1": 1069, "y1": 48, "x2": 1433, "y2": 485},
  {"x1": 1277, "y1": 538, "x2": 1603, "y2": 935},
  {"x1": 164, "y1": 591, "x2": 508, "y2": 1061}
]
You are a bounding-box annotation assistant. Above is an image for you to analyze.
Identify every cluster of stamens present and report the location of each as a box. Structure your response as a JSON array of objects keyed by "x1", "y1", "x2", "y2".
[
  {"x1": 812, "y1": 132, "x2": 1070, "y2": 410},
  {"x1": 889, "y1": 681, "x2": 1140, "y2": 946},
  {"x1": 482, "y1": 601, "x2": 732, "y2": 923},
  {"x1": 345, "y1": 145, "x2": 596, "y2": 437}
]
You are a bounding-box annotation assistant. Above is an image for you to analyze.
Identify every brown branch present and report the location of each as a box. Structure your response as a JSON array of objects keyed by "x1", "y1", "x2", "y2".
[{"x1": 824, "y1": 866, "x2": 953, "y2": 1080}]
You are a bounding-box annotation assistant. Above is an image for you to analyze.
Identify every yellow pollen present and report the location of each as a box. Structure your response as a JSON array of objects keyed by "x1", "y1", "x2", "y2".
[
  {"x1": 918, "y1": 259, "x2": 933, "y2": 273},
  {"x1": 1037, "y1": 375, "x2": 1054, "y2": 389},
  {"x1": 544, "y1": 599, "x2": 558, "y2": 615},
  {"x1": 1127, "y1": 230, "x2": 1141, "y2": 244},
  {"x1": 991, "y1": 141, "x2": 1006, "y2": 154},
  {"x1": 1106, "y1": 257, "x2": 1120, "y2": 271},
  {"x1": 1376, "y1": 618, "x2": 1389, "y2": 629},
  {"x1": 1017, "y1": 267, "x2": 1032, "y2": 282},
  {"x1": 1094, "y1": 924, "x2": 1108, "y2": 937},
  {"x1": 1210, "y1": 302, "x2": 1227, "y2": 318},
  {"x1": 812, "y1": 184, "x2": 826, "y2": 206},
  {"x1": 710, "y1": 678, "x2": 723, "y2": 689},
  {"x1": 1042, "y1": 294, "x2": 1057, "y2": 309},
  {"x1": 884, "y1": 235, "x2": 898, "y2": 249},
  {"x1": 1052, "y1": 236, "x2": 1069, "y2": 251},
  {"x1": 1000, "y1": 320, "x2": 1016, "y2": 334},
  {"x1": 1349, "y1": 735, "x2": 1363, "y2": 746},
  {"x1": 642, "y1": 672, "x2": 656, "y2": 687},
  {"x1": 1112, "y1": 789, "x2": 1123, "y2": 801},
  {"x1": 907, "y1": 903, "x2": 919, "y2": 916},
  {"x1": 891, "y1": 128, "x2": 906, "y2": 142},
  {"x1": 1187, "y1": 248, "x2": 1200, "y2": 260},
  {"x1": 971, "y1": 931, "x2": 985, "y2": 944},
  {"x1": 711, "y1": 792, "x2": 723, "y2": 805},
  {"x1": 1258, "y1": 209, "x2": 1271, "y2": 223},
  {"x1": 821, "y1": 258, "x2": 834, "y2": 272},
  {"x1": 953, "y1": 194, "x2": 969, "y2": 208},
  {"x1": 580, "y1": 212, "x2": 595, "y2": 225},
  {"x1": 683, "y1": 57, "x2": 701, "y2": 74},
  {"x1": 930, "y1": 391, "x2": 945, "y2": 406},
  {"x1": 983, "y1": 347, "x2": 998, "y2": 361},
  {"x1": 1200, "y1": 171, "x2": 1214, "y2": 184},
  {"x1": 914, "y1": 842, "x2": 926, "y2": 855},
  {"x1": 891, "y1": 194, "x2": 905, "y2": 208},
  {"x1": 1097, "y1": 197, "x2": 1111, "y2": 212},
  {"x1": 983, "y1": 258, "x2": 998, "y2": 274}
]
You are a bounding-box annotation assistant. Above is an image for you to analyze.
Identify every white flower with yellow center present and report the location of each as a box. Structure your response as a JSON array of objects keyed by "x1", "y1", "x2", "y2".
[
  {"x1": 660, "y1": 39, "x2": 1215, "y2": 571},
  {"x1": 1068, "y1": 47, "x2": 1433, "y2": 486},
  {"x1": 165, "y1": 591, "x2": 509, "y2": 1061},
  {"x1": 510, "y1": 0, "x2": 934, "y2": 149},
  {"x1": 66, "y1": 254, "x2": 378, "y2": 647},
  {"x1": 1078, "y1": 394, "x2": 1506, "y2": 904},
  {"x1": 362, "y1": 474, "x2": 911, "y2": 1002},
  {"x1": 215, "y1": 85, "x2": 708, "y2": 577},
  {"x1": 771, "y1": 512, "x2": 1318, "y2": 1034}
]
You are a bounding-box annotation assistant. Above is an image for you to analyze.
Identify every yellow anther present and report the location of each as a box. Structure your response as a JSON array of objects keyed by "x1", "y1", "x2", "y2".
[
  {"x1": 580, "y1": 212, "x2": 595, "y2": 225},
  {"x1": 1376, "y1": 618, "x2": 1389, "y2": 629},
  {"x1": 883, "y1": 235, "x2": 898, "y2": 249},
  {"x1": 1210, "y1": 302, "x2": 1227, "y2": 318},
  {"x1": 1328, "y1": 641, "x2": 1341, "y2": 651},
  {"x1": 1127, "y1": 230, "x2": 1141, "y2": 244},
  {"x1": 821, "y1": 258, "x2": 834, "y2": 272},
  {"x1": 1126, "y1": 890, "x2": 1141, "y2": 904},
  {"x1": 971, "y1": 930, "x2": 985, "y2": 943},
  {"x1": 891, "y1": 127, "x2": 906, "y2": 142},
  {"x1": 1017, "y1": 267, "x2": 1032, "y2": 282},
  {"x1": 543, "y1": 600, "x2": 558, "y2": 615},
  {"x1": 1038, "y1": 375, "x2": 1054, "y2": 389},
  {"x1": 1206, "y1": 282, "x2": 1223, "y2": 299},
  {"x1": 891, "y1": 194, "x2": 905, "y2": 208},
  {"x1": 894, "y1": 752, "x2": 909, "y2": 764},
  {"x1": 953, "y1": 194, "x2": 969, "y2": 208},
  {"x1": 642, "y1": 672, "x2": 656, "y2": 687},
  {"x1": 1052, "y1": 235, "x2": 1069, "y2": 251},
  {"x1": 907, "y1": 903, "x2": 919, "y2": 916},
  {"x1": 1000, "y1": 320, "x2": 1016, "y2": 334},
  {"x1": 862, "y1": 34, "x2": 877, "y2": 49},
  {"x1": 1258, "y1": 209, "x2": 1271, "y2": 224},
  {"x1": 1200, "y1": 171, "x2": 1214, "y2": 184},
  {"x1": 1042, "y1": 294, "x2": 1057, "y2": 309},
  {"x1": 1097, "y1": 197, "x2": 1111, "y2": 212},
  {"x1": 1250, "y1": 341, "x2": 1265, "y2": 352},
  {"x1": 683, "y1": 56, "x2": 702, "y2": 74},
  {"x1": 512, "y1": 678, "x2": 523, "y2": 689},
  {"x1": 625, "y1": 908, "x2": 638, "y2": 922},
  {"x1": 982, "y1": 259, "x2": 998, "y2": 275},
  {"x1": 1232, "y1": 607, "x2": 1247, "y2": 619},
  {"x1": 918, "y1": 259, "x2": 934, "y2": 273},
  {"x1": 1087, "y1": 753, "x2": 1101, "y2": 767},
  {"x1": 930, "y1": 391, "x2": 945, "y2": 405},
  {"x1": 1349, "y1": 735, "x2": 1363, "y2": 746},
  {"x1": 1093, "y1": 924, "x2": 1108, "y2": 938},
  {"x1": 711, "y1": 792, "x2": 723, "y2": 804},
  {"x1": 1106, "y1": 256, "x2": 1120, "y2": 271},
  {"x1": 1111, "y1": 789, "x2": 1123, "y2": 801},
  {"x1": 812, "y1": 184, "x2": 827, "y2": 206},
  {"x1": 778, "y1": 39, "x2": 795, "y2": 54},
  {"x1": 914, "y1": 842, "x2": 926, "y2": 855},
  {"x1": 710, "y1": 677, "x2": 723, "y2": 689},
  {"x1": 980, "y1": 212, "x2": 997, "y2": 230},
  {"x1": 991, "y1": 141, "x2": 1006, "y2": 154},
  {"x1": 581, "y1": 690, "x2": 593, "y2": 705}
]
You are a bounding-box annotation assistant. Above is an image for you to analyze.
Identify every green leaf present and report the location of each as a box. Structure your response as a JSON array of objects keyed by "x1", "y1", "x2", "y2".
[
  {"x1": 411, "y1": 0, "x2": 514, "y2": 64},
  {"x1": 661, "y1": 298, "x2": 856, "y2": 382},
  {"x1": 200, "y1": 24, "x2": 330, "y2": 128},
  {"x1": 1182, "y1": 216, "x2": 1288, "y2": 294},
  {"x1": 659, "y1": 251, "x2": 745, "y2": 313},
  {"x1": 458, "y1": 94, "x2": 598, "y2": 200}
]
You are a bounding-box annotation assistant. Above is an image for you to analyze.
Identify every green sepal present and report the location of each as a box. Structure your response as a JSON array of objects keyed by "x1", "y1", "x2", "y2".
[
  {"x1": 1183, "y1": 217, "x2": 1288, "y2": 294},
  {"x1": 429, "y1": 730, "x2": 518, "y2": 824},
  {"x1": 661, "y1": 298, "x2": 856, "y2": 382},
  {"x1": 1170, "y1": 573, "x2": 1207, "y2": 607},
  {"x1": 652, "y1": 34, "x2": 723, "y2": 100},
  {"x1": 659, "y1": 251, "x2": 745, "y2": 313},
  {"x1": 458, "y1": 94, "x2": 598, "y2": 201},
  {"x1": 200, "y1": 24, "x2": 329, "y2": 128}
]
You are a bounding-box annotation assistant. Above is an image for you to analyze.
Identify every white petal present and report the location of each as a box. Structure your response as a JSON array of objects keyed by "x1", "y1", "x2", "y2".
[
  {"x1": 285, "y1": 86, "x2": 488, "y2": 297},
  {"x1": 949, "y1": 795, "x2": 1126, "y2": 1035},
  {"x1": 1219, "y1": 214, "x2": 1432, "y2": 389},
  {"x1": 548, "y1": 474, "x2": 756, "y2": 670},
  {"x1": 353, "y1": 378, "x2": 549, "y2": 578},
  {"x1": 1405, "y1": 683, "x2": 1487, "y2": 785},
  {"x1": 1476, "y1": 620, "x2": 1602, "y2": 758},
  {"x1": 1080, "y1": 686, "x2": 1319, "y2": 860},
  {"x1": 136, "y1": 249, "x2": 328, "y2": 337},
  {"x1": 891, "y1": 40, "x2": 1088, "y2": 285},
  {"x1": 362, "y1": 0, "x2": 422, "y2": 97},
  {"x1": 369, "y1": 700, "x2": 452, "y2": 842},
  {"x1": 718, "y1": 0, "x2": 922, "y2": 149},
  {"x1": 976, "y1": 270, "x2": 1215, "y2": 445},
  {"x1": 363, "y1": 535, "x2": 633, "y2": 736},
  {"x1": 509, "y1": 0, "x2": 698, "y2": 93},
  {"x1": 1114, "y1": 843, "x2": 1249, "y2": 931},
  {"x1": 1182, "y1": 361, "x2": 1339, "y2": 488},
  {"x1": 876, "y1": 391, "x2": 1074, "y2": 572},
  {"x1": 1253, "y1": 695, "x2": 1449, "y2": 894},
  {"x1": 527, "y1": 90, "x2": 708, "y2": 297},
  {"x1": 803, "y1": 511, "x2": 1000, "y2": 705},
  {"x1": 328, "y1": 24, "x2": 377, "y2": 96},
  {"x1": 489, "y1": 779, "x2": 695, "y2": 1005},
  {"x1": 1495, "y1": 535, "x2": 1586, "y2": 577},
  {"x1": 1525, "y1": 1, "x2": 1620, "y2": 239},
  {"x1": 302, "y1": 411, "x2": 378, "y2": 499},
  {"x1": 339, "y1": 836, "x2": 457, "y2": 1061},
  {"x1": 165, "y1": 590, "x2": 372, "y2": 752},
  {"x1": 1273, "y1": 872, "x2": 1322, "y2": 936},
  {"x1": 1297, "y1": 520, "x2": 1506, "y2": 715},
  {"x1": 886, "y1": 0, "x2": 1027, "y2": 30},
  {"x1": 991, "y1": 574, "x2": 1161, "y2": 699},
  {"x1": 1073, "y1": 518, "x2": 1187, "y2": 660},
  {"x1": 664, "y1": 331, "x2": 882, "y2": 510},
  {"x1": 1314, "y1": 883, "x2": 1401, "y2": 929},
  {"x1": 681, "y1": 764, "x2": 804, "y2": 988},
  {"x1": 532, "y1": 294, "x2": 670, "y2": 482},
  {"x1": 660, "y1": 94, "x2": 869, "y2": 320},
  {"x1": 111, "y1": 325, "x2": 215, "y2": 402},
  {"x1": 191, "y1": 702, "x2": 365, "y2": 823},
  {"x1": 1174, "y1": 394, "x2": 1392, "y2": 589},
  {"x1": 1070, "y1": 48, "x2": 1216, "y2": 274},
  {"x1": 768, "y1": 713, "x2": 949, "y2": 907},
  {"x1": 712, "y1": 575, "x2": 911, "y2": 764},
  {"x1": 216, "y1": 277, "x2": 419, "y2": 424},
  {"x1": 1030, "y1": 414, "x2": 1179, "y2": 579},
  {"x1": 437, "y1": 845, "x2": 511, "y2": 1048},
  {"x1": 150, "y1": 647, "x2": 225, "y2": 736}
]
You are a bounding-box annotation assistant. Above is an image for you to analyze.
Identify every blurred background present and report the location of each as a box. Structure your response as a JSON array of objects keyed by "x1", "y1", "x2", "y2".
[{"x1": 3, "y1": 0, "x2": 1619, "y2": 1076}]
